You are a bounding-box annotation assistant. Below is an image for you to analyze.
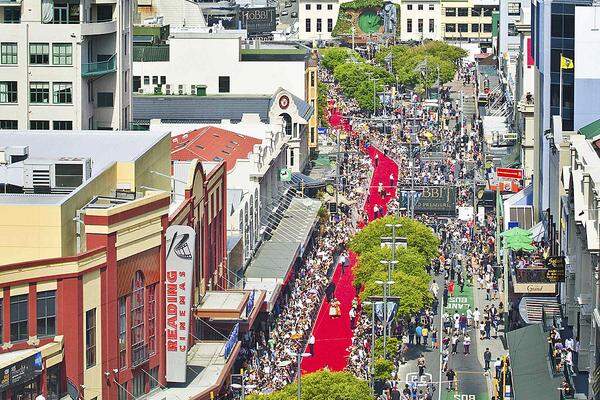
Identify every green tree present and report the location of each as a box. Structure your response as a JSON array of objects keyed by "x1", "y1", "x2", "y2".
[
  {"x1": 247, "y1": 370, "x2": 372, "y2": 400},
  {"x1": 317, "y1": 81, "x2": 330, "y2": 128},
  {"x1": 374, "y1": 336, "x2": 399, "y2": 359},
  {"x1": 320, "y1": 47, "x2": 363, "y2": 72},
  {"x1": 353, "y1": 246, "x2": 428, "y2": 288},
  {"x1": 332, "y1": 62, "x2": 393, "y2": 112},
  {"x1": 348, "y1": 216, "x2": 439, "y2": 260},
  {"x1": 373, "y1": 357, "x2": 395, "y2": 381}
]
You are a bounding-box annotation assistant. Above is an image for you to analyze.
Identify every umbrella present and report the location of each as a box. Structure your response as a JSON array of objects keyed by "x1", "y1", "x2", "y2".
[
  {"x1": 500, "y1": 227, "x2": 532, "y2": 238},
  {"x1": 506, "y1": 241, "x2": 536, "y2": 252}
]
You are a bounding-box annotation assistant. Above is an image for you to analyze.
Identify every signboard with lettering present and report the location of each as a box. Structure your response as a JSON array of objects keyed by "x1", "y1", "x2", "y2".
[
  {"x1": 165, "y1": 225, "x2": 195, "y2": 383},
  {"x1": 0, "y1": 352, "x2": 42, "y2": 393},
  {"x1": 496, "y1": 167, "x2": 523, "y2": 180},
  {"x1": 545, "y1": 256, "x2": 566, "y2": 282},
  {"x1": 513, "y1": 282, "x2": 556, "y2": 294},
  {"x1": 400, "y1": 186, "x2": 457, "y2": 215},
  {"x1": 240, "y1": 7, "x2": 276, "y2": 34}
]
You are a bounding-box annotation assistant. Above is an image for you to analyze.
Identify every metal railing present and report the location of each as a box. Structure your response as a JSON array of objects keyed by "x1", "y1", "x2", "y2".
[{"x1": 82, "y1": 54, "x2": 116, "y2": 77}]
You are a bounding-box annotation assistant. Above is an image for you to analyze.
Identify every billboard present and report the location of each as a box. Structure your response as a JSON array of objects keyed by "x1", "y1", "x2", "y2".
[
  {"x1": 240, "y1": 7, "x2": 276, "y2": 34},
  {"x1": 0, "y1": 352, "x2": 42, "y2": 393},
  {"x1": 400, "y1": 186, "x2": 457, "y2": 215},
  {"x1": 165, "y1": 225, "x2": 195, "y2": 383}
]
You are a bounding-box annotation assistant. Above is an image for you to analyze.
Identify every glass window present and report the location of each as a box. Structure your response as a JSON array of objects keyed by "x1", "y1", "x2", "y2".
[
  {"x1": 0, "y1": 120, "x2": 17, "y2": 130},
  {"x1": 52, "y1": 43, "x2": 72, "y2": 65},
  {"x1": 483, "y1": 23, "x2": 492, "y2": 32},
  {"x1": 305, "y1": 4, "x2": 310, "y2": 9},
  {"x1": 445, "y1": 24, "x2": 456, "y2": 33},
  {"x1": 429, "y1": 19, "x2": 434, "y2": 33},
  {"x1": 10, "y1": 295, "x2": 28, "y2": 342},
  {"x1": 149, "y1": 367, "x2": 159, "y2": 390},
  {"x1": 29, "y1": 43, "x2": 49, "y2": 65},
  {"x1": 53, "y1": 82, "x2": 72, "y2": 104},
  {"x1": 327, "y1": 18, "x2": 333, "y2": 32},
  {"x1": 0, "y1": 81, "x2": 17, "y2": 103},
  {"x1": 483, "y1": 7, "x2": 493, "y2": 16},
  {"x1": 47, "y1": 364, "x2": 61, "y2": 399},
  {"x1": 1, "y1": 43, "x2": 17, "y2": 64},
  {"x1": 86, "y1": 308, "x2": 96, "y2": 368},
  {"x1": 407, "y1": 19, "x2": 412, "y2": 33},
  {"x1": 132, "y1": 372, "x2": 145, "y2": 398},
  {"x1": 471, "y1": 7, "x2": 481, "y2": 16},
  {"x1": 131, "y1": 271, "x2": 145, "y2": 366},
  {"x1": 147, "y1": 284, "x2": 156, "y2": 355},
  {"x1": 316, "y1": 18, "x2": 322, "y2": 32},
  {"x1": 458, "y1": 23, "x2": 468, "y2": 32},
  {"x1": 306, "y1": 18, "x2": 311, "y2": 32},
  {"x1": 133, "y1": 76, "x2": 141, "y2": 92},
  {"x1": 118, "y1": 386, "x2": 128, "y2": 400},
  {"x1": 429, "y1": 4, "x2": 434, "y2": 10},
  {"x1": 508, "y1": 2, "x2": 520, "y2": 15},
  {"x1": 97, "y1": 92, "x2": 114, "y2": 107},
  {"x1": 418, "y1": 19, "x2": 423, "y2": 33},
  {"x1": 96, "y1": 4, "x2": 113, "y2": 21},
  {"x1": 30, "y1": 120, "x2": 49, "y2": 130},
  {"x1": 472, "y1": 23, "x2": 480, "y2": 32},
  {"x1": 445, "y1": 8, "x2": 456, "y2": 17},
  {"x1": 52, "y1": 120, "x2": 72, "y2": 130},
  {"x1": 458, "y1": 8, "x2": 468, "y2": 16},
  {"x1": 218, "y1": 76, "x2": 230, "y2": 93},
  {"x1": 3, "y1": 8, "x2": 21, "y2": 23},
  {"x1": 37, "y1": 290, "x2": 56, "y2": 337},
  {"x1": 152, "y1": 75, "x2": 158, "y2": 85},
  {"x1": 407, "y1": 4, "x2": 412, "y2": 10},
  {"x1": 327, "y1": 4, "x2": 332, "y2": 10},
  {"x1": 143, "y1": 76, "x2": 150, "y2": 85},
  {"x1": 160, "y1": 76, "x2": 166, "y2": 85},
  {"x1": 418, "y1": 4, "x2": 423, "y2": 10},
  {"x1": 30, "y1": 82, "x2": 49, "y2": 104},
  {"x1": 316, "y1": 4, "x2": 321, "y2": 10},
  {"x1": 118, "y1": 297, "x2": 126, "y2": 369}
]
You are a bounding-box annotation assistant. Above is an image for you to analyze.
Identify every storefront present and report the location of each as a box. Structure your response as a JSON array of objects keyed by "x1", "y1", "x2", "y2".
[{"x1": 0, "y1": 352, "x2": 43, "y2": 400}]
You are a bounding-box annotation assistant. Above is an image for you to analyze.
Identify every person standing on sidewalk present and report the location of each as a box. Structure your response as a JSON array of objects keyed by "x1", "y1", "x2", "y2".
[
  {"x1": 415, "y1": 324, "x2": 423, "y2": 346},
  {"x1": 308, "y1": 334, "x2": 315, "y2": 355},
  {"x1": 422, "y1": 325, "x2": 429, "y2": 347},
  {"x1": 483, "y1": 348, "x2": 492, "y2": 372}
]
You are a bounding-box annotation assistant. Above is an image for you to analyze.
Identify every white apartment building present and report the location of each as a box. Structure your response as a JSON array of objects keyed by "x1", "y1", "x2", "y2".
[
  {"x1": 400, "y1": 0, "x2": 442, "y2": 42},
  {"x1": 136, "y1": 0, "x2": 206, "y2": 27},
  {"x1": 298, "y1": 0, "x2": 342, "y2": 41},
  {"x1": 0, "y1": 0, "x2": 132, "y2": 131}
]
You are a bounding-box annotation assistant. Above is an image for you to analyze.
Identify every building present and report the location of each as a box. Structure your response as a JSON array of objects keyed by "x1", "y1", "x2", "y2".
[
  {"x1": 136, "y1": 0, "x2": 207, "y2": 27},
  {"x1": 133, "y1": 89, "x2": 314, "y2": 173},
  {"x1": 305, "y1": 51, "x2": 319, "y2": 150},
  {"x1": 441, "y1": 0, "x2": 498, "y2": 49},
  {"x1": 399, "y1": 0, "x2": 442, "y2": 42},
  {"x1": 298, "y1": 0, "x2": 341, "y2": 41},
  {"x1": 0, "y1": 0, "x2": 132, "y2": 131}
]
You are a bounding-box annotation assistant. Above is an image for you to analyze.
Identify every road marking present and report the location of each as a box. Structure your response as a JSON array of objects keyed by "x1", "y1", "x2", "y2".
[{"x1": 406, "y1": 372, "x2": 433, "y2": 387}]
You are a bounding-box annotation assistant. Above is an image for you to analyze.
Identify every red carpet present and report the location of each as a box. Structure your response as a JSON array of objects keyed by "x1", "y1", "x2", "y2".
[{"x1": 301, "y1": 109, "x2": 398, "y2": 374}]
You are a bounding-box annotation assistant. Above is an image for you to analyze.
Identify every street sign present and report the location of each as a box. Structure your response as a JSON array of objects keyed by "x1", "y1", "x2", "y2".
[
  {"x1": 496, "y1": 167, "x2": 523, "y2": 180},
  {"x1": 317, "y1": 127, "x2": 328, "y2": 134}
]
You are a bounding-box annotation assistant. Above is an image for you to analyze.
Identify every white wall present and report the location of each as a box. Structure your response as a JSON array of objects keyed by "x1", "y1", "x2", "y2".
[
  {"x1": 298, "y1": 0, "x2": 340, "y2": 41},
  {"x1": 400, "y1": 1, "x2": 441, "y2": 42},
  {"x1": 574, "y1": 6, "x2": 600, "y2": 130}
]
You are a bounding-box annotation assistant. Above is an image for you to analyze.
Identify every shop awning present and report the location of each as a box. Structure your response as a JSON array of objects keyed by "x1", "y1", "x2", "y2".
[
  {"x1": 529, "y1": 221, "x2": 545, "y2": 241},
  {"x1": 518, "y1": 296, "x2": 560, "y2": 324},
  {"x1": 245, "y1": 241, "x2": 300, "y2": 282},
  {"x1": 507, "y1": 324, "x2": 562, "y2": 400},
  {"x1": 291, "y1": 172, "x2": 325, "y2": 189}
]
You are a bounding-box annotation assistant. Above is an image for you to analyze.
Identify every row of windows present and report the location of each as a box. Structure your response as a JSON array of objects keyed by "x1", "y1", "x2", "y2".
[
  {"x1": 406, "y1": 4, "x2": 435, "y2": 11},
  {"x1": 0, "y1": 81, "x2": 72, "y2": 104},
  {"x1": 133, "y1": 75, "x2": 231, "y2": 94},
  {"x1": 2, "y1": 290, "x2": 56, "y2": 343},
  {"x1": 0, "y1": 43, "x2": 73, "y2": 66},
  {"x1": 406, "y1": 18, "x2": 435, "y2": 34},
  {"x1": 445, "y1": 23, "x2": 492, "y2": 33},
  {"x1": 305, "y1": 18, "x2": 334, "y2": 33},
  {"x1": 444, "y1": 7, "x2": 495, "y2": 17},
  {"x1": 0, "y1": 120, "x2": 73, "y2": 130},
  {"x1": 305, "y1": 3, "x2": 333, "y2": 10}
]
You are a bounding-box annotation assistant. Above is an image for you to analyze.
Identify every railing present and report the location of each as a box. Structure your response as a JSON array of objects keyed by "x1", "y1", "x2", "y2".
[
  {"x1": 131, "y1": 344, "x2": 148, "y2": 368},
  {"x1": 81, "y1": 54, "x2": 116, "y2": 77}
]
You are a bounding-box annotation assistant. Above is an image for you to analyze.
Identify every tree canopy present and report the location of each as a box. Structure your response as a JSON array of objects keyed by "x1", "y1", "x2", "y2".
[
  {"x1": 353, "y1": 246, "x2": 428, "y2": 288},
  {"x1": 331, "y1": 62, "x2": 393, "y2": 111},
  {"x1": 247, "y1": 370, "x2": 372, "y2": 400},
  {"x1": 320, "y1": 47, "x2": 363, "y2": 72}
]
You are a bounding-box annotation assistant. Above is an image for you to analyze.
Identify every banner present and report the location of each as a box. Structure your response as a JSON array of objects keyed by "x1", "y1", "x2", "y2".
[
  {"x1": 246, "y1": 290, "x2": 255, "y2": 316},
  {"x1": 0, "y1": 352, "x2": 42, "y2": 393},
  {"x1": 400, "y1": 186, "x2": 457, "y2": 215},
  {"x1": 224, "y1": 323, "x2": 240, "y2": 359},
  {"x1": 165, "y1": 225, "x2": 195, "y2": 383},
  {"x1": 374, "y1": 301, "x2": 396, "y2": 324},
  {"x1": 545, "y1": 256, "x2": 566, "y2": 282}
]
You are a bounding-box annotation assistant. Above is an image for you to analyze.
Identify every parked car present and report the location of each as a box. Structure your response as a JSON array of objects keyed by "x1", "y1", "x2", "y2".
[
  {"x1": 281, "y1": 10, "x2": 289, "y2": 16},
  {"x1": 285, "y1": 2, "x2": 291, "y2": 7},
  {"x1": 291, "y1": 11, "x2": 298, "y2": 17}
]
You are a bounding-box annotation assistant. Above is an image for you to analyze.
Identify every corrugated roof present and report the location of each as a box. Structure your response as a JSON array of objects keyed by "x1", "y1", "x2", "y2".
[
  {"x1": 171, "y1": 126, "x2": 261, "y2": 171},
  {"x1": 133, "y1": 45, "x2": 169, "y2": 62},
  {"x1": 133, "y1": 96, "x2": 272, "y2": 123},
  {"x1": 579, "y1": 118, "x2": 600, "y2": 140}
]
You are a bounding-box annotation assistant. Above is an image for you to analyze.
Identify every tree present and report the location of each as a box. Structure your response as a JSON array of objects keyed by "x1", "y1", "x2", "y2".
[
  {"x1": 320, "y1": 47, "x2": 363, "y2": 72},
  {"x1": 373, "y1": 357, "x2": 395, "y2": 381},
  {"x1": 348, "y1": 216, "x2": 439, "y2": 260},
  {"x1": 332, "y1": 62, "x2": 393, "y2": 112},
  {"x1": 247, "y1": 370, "x2": 372, "y2": 400},
  {"x1": 374, "y1": 336, "x2": 399, "y2": 359},
  {"x1": 353, "y1": 246, "x2": 428, "y2": 288}
]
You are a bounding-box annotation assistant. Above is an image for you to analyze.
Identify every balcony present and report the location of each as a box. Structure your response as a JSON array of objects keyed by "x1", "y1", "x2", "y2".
[
  {"x1": 131, "y1": 344, "x2": 149, "y2": 368},
  {"x1": 82, "y1": 54, "x2": 116, "y2": 77},
  {"x1": 81, "y1": 19, "x2": 117, "y2": 35}
]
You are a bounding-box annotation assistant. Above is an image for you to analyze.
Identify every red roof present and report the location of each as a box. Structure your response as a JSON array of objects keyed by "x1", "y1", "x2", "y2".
[{"x1": 171, "y1": 126, "x2": 261, "y2": 171}]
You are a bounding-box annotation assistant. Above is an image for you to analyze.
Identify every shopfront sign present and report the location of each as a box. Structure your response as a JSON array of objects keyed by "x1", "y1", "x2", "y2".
[
  {"x1": 513, "y1": 282, "x2": 556, "y2": 294},
  {"x1": 544, "y1": 256, "x2": 566, "y2": 282},
  {"x1": 0, "y1": 352, "x2": 42, "y2": 393},
  {"x1": 496, "y1": 168, "x2": 523, "y2": 180},
  {"x1": 165, "y1": 225, "x2": 195, "y2": 383}
]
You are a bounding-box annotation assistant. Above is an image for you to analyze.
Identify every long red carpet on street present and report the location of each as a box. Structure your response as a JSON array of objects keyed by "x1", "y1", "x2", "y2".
[{"x1": 301, "y1": 110, "x2": 398, "y2": 374}]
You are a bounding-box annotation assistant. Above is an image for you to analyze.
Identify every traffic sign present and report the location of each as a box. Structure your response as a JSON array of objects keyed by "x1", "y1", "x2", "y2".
[{"x1": 496, "y1": 168, "x2": 523, "y2": 180}]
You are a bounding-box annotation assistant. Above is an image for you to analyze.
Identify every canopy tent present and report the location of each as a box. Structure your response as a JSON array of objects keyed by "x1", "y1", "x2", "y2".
[{"x1": 500, "y1": 227, "x2": 532, "y2": 238}]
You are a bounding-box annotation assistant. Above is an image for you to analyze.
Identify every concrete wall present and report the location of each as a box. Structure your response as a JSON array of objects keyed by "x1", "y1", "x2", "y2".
[{"x1": 574, "y1": 6, "x2": 600, "y2": 130}]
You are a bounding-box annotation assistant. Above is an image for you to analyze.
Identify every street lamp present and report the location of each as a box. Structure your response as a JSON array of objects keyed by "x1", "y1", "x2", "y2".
[
  {"x1": 279, "y1": 351, "x2": 311, "y2": 400},
  {"x1": 230, "y1": 370, "x2": 257, "y2": 400},
  {"x1": 375, "y1": 280, "x2": 395, "y2": 359},
  {"x1": 362, "y1": 301, "x2": 376, "y2": 395}
]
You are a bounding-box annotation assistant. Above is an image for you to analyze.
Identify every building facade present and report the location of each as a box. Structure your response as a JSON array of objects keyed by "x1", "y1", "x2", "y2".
[
  {"x1": 298, "y1": 0, "x2": 341, "y2": 41},
  {"x1": 400, "y1": 0, "x2": 442, "y2": 42},
  {"x1": 441, "y1": 0, "x2": 497, "y2": 46},
  {"x1": 0, "y1": 0, "x2": 132, "y2": 131}
]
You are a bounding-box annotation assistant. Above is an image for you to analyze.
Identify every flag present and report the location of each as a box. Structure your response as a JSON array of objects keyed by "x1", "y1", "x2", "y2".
[{"x1": 561, "y1": 56, "x2": 574, "y2": 70}]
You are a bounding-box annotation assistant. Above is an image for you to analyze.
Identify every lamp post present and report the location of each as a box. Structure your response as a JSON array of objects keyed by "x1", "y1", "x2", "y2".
[
  {"x1": 281, "y1": 351, "x2": 311, "y2": 400},
  {"x1": 363, "y1": 301, "x2": 376, "y2": 395},
  {"x1": 230, "y1": 370, "x2": 257, "y2": 400},
  {"x1": 375, "y1": 280, "x2": 395, "y2": 359}
]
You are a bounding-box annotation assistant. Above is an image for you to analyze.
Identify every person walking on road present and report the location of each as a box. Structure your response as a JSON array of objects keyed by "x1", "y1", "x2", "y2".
[
  {"x1": 417, "y1": 354, "x2": 426, "y2": 377},
  {"x1": 448, "y1": 280, "x2": 455, "y2": 297},
  {"x1": 463, "y1": 334, "x2": 471, "y2": 355},
  {"x1": 484, "y1": 348, "x2": 492, "y2": 372},
  {"x1": 451, "y1": 332, "x2": 460, "y2": 355},
  {"x1": 422, "y1": 326, "x2": 429, "y2": 347},
  {"x1": 446, "y1": 368, "x2": 456, "y2": 391},
  {"x1": 415, "y1": 324, "x2": 423, "y2": 346},
  {"x1": 308, "y1": 334, "x2": 315, "y2": 355}
]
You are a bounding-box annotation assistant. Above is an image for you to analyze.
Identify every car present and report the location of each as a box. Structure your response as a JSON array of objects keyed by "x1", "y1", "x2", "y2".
[
  {"x1": 291, "y1": 11, "x2": 298, "y2": 17},
  {"x1": 281, "y1": 10, "x2": 289, "y2": 16},
  {"x1": 285, "y1": 2, "x2": 291, "y2": 7}
]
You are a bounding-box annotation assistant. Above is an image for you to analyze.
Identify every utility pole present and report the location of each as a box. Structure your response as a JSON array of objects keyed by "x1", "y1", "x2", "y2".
[
  {"x1": 409, "y1": 98, "x2": 417, "y2": 218},
  {"x1": 351, "y1": 26, "x2": 356, "y2": 51},
  {"x1": 381, "y1": 223, "x2": 401, "y2": 358},
  {"x1": 460, "y1": 90, "x2": 464, "y2": 134},
  {"x1": 363, "y1": 301, "x2": 376, "y2": 395},
  {"x1": 335, "y1": 127, "x2": 341, "y2": 214}
]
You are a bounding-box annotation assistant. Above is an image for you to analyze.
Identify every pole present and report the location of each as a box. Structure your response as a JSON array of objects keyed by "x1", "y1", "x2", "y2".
[
  {"x1": 559, "y1": 53, "x2": 563, "y2": 119},
  {"x1": 371, "y1": 308, "x2": 375, "y2": 394},
  {"x1": 503, "y1": 236, "x2": 509, "y2": 331},
  {"x1": 460, "y1": 91, "x2": 464, "y2": 134},
  {"x1": 297, "y1": 353, "x2": 302, "y2": 400},
  {"x1": 335, "y1": 127, "x2": 341, "y2": 213},
  {"x1": 241, "y1": 370, "x2": 246, "y2": 400},
  {"x1": 383, "y1": 282, "x2": 388, "y2": 359}
]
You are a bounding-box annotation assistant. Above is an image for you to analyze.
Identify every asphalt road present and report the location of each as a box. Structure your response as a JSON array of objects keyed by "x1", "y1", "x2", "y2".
[{"x1": 275, "y1": 0, "x2": 298, "y2": 28}]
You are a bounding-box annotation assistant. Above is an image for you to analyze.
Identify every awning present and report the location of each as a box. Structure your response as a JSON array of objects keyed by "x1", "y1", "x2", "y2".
[
  {"x1": 245, "y1": 242, "x2": 300, "y2": 282},
  {"x1": 529, "y1": 221, "x2": 545, "y2": 241},
  {"x1": 291, "y1": 172, "x2": 325, "y2": 189},
  {"x1": 507, "y1": 324, "x2": 562, "y2": 400},
  {"x1": 243, "y1": 280, "x2": 281, "y2": 313},
  {"x1": 321, "y1": 193, "x2": 357, "y2": 206},
  {"x1": 518, "y1": 296, "x2": 560, "y2": 324}
]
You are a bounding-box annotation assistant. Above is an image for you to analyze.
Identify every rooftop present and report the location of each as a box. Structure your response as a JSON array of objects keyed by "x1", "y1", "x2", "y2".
[
  {"x1": 579, "y1": 117, "x2": 600, "y2": 140},
  {"x1": 171, "y1": 126, "x2": 261, "y2": 171}
]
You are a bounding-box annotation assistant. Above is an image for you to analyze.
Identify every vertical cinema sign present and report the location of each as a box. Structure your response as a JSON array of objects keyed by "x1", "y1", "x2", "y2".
[{"x1": 165, "y1": 225, "x2": 195, "y2": 382}]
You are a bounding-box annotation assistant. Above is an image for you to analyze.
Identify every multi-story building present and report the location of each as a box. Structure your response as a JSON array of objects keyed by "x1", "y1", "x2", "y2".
[
  {"x1": 136, "y1": 0, "x2": 206, "y2": 27},
  {"x1": 0, "y1": 0, "x2": 132, "y2": 131},
  {"x1": 298, "y1": 0, "x2": 341, "y2": 41},
  {"x1": 441, "y1": 0, "x2": 498, "y2": 49},
  {"x1": 400, "y1": 0, "x2": 442, "y2": 42}
]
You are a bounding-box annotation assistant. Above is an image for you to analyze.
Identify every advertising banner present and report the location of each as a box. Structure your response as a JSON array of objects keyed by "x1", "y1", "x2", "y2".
[
  {"x1": 400, "y1": 186, "x2": 457, "y2": 215},
  {"x1": 240, "y1": 7, "x2": 276, "y2": 34},
  {"x1": 0, "y1": 352, "x2": 42, "y2": 393},
  {"x1": 165, "y1": 225, "x2": 195, "y2": 383}
]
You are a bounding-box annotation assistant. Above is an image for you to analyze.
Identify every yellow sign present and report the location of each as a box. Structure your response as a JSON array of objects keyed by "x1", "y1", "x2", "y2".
[
  {"x1": 561, "y1": 56, "x2": 574, "y2": 70},
  {"x1": 513, "y1": 282, "x2": 556, "y2": 294}
]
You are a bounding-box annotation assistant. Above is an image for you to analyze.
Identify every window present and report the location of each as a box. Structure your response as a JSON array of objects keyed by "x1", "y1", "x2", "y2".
[
  {"x1": 429, "y1": 19, "x2": 434, "y2": 33},
  {"x1": 30, "y1": 120, "x2": 49, "y2": 130},
  {"x1": 149, "y1": 367, "x2": 159, "y2": 390},
  {"x1": 96, "y1": 4, "x2": 113, "y2": 21},
  {"x1": 131, "y1": 271, "x2": 145, "y2": 366},
  {"x1": 305, "y1": 4, "x2": 310, "y2": 9},
  {"x1": 133, "y1": 76, "x2": 141, "y2": 92},
  {"x1": 53, "y1": 82, "x2": 72, "y2": 104},
  {"x1": 471, "y1": 23, "x2": 480, "y2": 32},
  {"x1": 483, "y1": 7, "x2": 493, "y2": 16},
  {"x1": 52, "y1": 43, "x2": 72, "y2": 65},
  {"x1": 160, "y1": 76, "x2": 166, "y2": 85},
  {"x1": 29, "y1": 43, "x2": 49, "y2": 65},
  {"x1": 418, "y1": 4, "x2": 423, "y2": 10},
  {"x1": 37, "y1": 290, "x2": 56, "y2": 338},
  {"x1": 310, "y1": 71, "x2": 315, "y2": 88},
  {"x1": 316, "y1": 18, "x2": 322, "y2": 32},
  {"x1": 30, "y1": 82, "x2": 49, "y2": 104},
  {"x1": 407, "y1": 4, "x2": 412, "y2": 10},
  {"x1": 52, "y1": 120, "x2": 72, "y2": 130},
  {"x1": 429, "y1": 4, "x2": 434, "y2": 10},
  {"x1": 0, "y1": 81, "x2": 17, "y2": 103},
  {"x1": 218, "y1": 76, "x2": 230, "y2": 93},
  {"x1": 132, "y1": 372, "x2": 145, "y2": 398},
  {"x1": 51, "y1": 2, "x2": 80, "y2": 24},
  {"x1": 310, "y1": 127, "x2": 315, "y2": 143},
  {"x1": 508, "y1": 2, "x2": 520, "y2": 15},
  {"x1": 3, "y1": 8, "x2": 20, "y2": 23},
  {"x1": 327, "y1": 4, "x2": 332, "y2": 10},
  {"x1": 143, "y1": 76, "x2": 150, "y2": 85},
  {"x1": 147, "y1": 284, "x2": 156, "y2": 355},
  {"x1": 483, "y1": 23, "x2": 492, "y2": 32},
  {"x1": 290, "y1": 149, "x2": 295, "y2": 166},
  {"x1": 418, "y1": 18, "x2": 423, "y2": 33},
  {"x1": 118, "y1": 386, "x2": 128, "y2": 400},
  {"x1": 305, "y1": 18, "x2": 311, "y2": 32},
  {"x1": 86, "y1": 308, "x2": 96, "y2": 368},
  {"x1": 1, "y1": 43, "x2": 17, "y2": 64},
  {"x1": 10, "y1": 295, "x2": 28, "y2": 342},
  {"x1": 457, "y1": 8, "x2": 468, "y2": 17},
  {"x1": 445, "y1": 8, "x2": 456, "y2": 17},
  {"x1": 0, "y1": 120, "x2": 17, "y2": 130},
  {"x1": 407, "y1": 19, "x2": 412, "y2": 33},
  {"x1": 97, "y1": 92, "x2": 114, "y2": 107},
  {"x1": 445, "y1": 24, "x2": 456, "y2": 33},
  {"x1": 316, "y1": 4, "x2": 321, "y2": 9},
  {"x1": 327, "y1": 18, "x2": 333, "y2": 32},
  {"x1": 458, "y1": 23, "x2": 468, "y2": 32},
  {"x1": 471, "y1": 7, "x2": 481, "y2": 16},
  {"x1": 118, "y1": 297, "x2": 126, "y2": 368},
  {"x1": 152, "y1": 76, "x2": 158, "y2": 85}
]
